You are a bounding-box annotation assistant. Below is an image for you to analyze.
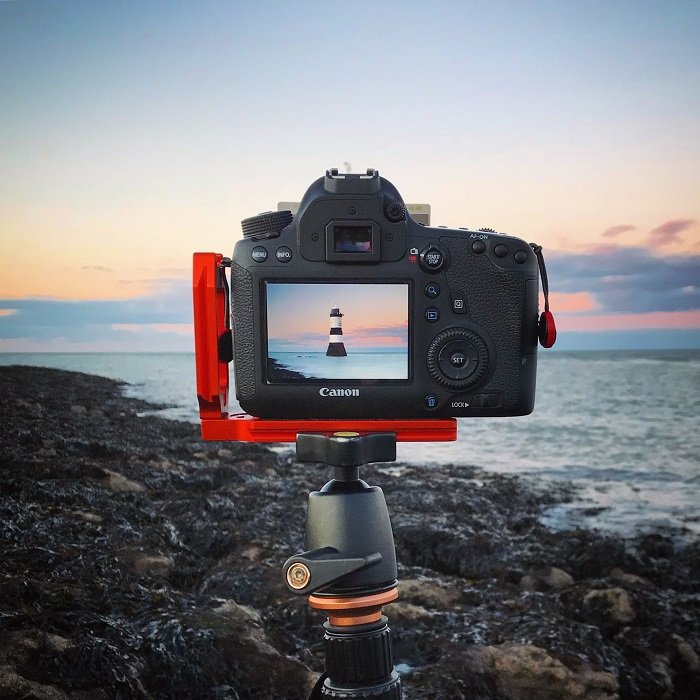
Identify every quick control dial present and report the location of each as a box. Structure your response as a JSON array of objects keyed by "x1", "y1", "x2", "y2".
[{"x1": 427, "y1": 327, "x2": 489, "y2": 390}]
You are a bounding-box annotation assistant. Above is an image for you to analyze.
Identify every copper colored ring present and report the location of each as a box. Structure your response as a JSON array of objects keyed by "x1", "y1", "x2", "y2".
[{"x1": 308, "y1": 588, "x2": 399, "y2": 626}]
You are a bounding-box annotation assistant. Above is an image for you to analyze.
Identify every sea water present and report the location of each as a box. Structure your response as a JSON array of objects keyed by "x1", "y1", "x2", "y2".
[
  {"x1": 269, "y1": 351, "x2": 407, "y2": 380},
  {"x1": 1, "y1": 350, "x2": 698, "y2": 538}
]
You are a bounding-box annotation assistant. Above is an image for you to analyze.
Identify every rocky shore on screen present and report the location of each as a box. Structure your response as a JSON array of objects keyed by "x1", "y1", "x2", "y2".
[{"x1": 1, "y1": 366, "x2": 698, "y2": 699}]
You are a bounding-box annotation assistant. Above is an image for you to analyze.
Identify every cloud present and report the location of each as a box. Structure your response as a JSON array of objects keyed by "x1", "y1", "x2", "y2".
[
  {"x1": 601, "y1": 225, "x2": 636, "y2": 239},
  {"x1": 81, "y1": 265, "x2": 114, "y2": 273},
  {"x1": 547, "y1": 246, "x2": 700, "y2": 315},
  {"x1": 0, "y1": 280, "x2": 193, "y2": 346},
  {"x1": 647, "y1": 219, "x2": 697, "y2": 248}
]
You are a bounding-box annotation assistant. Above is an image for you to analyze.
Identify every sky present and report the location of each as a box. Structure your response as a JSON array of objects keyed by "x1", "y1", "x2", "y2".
[{"x1": 1, "y1": 0, "x2": 699, "y2": 352}]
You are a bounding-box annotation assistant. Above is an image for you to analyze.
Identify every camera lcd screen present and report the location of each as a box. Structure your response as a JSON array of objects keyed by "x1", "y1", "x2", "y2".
[
  {"x1": 333, "y1": 224, "x2": 372, "y2": 253},
  {"x1": 265, "y1": 282, "x2": 409, "y2": 382}
]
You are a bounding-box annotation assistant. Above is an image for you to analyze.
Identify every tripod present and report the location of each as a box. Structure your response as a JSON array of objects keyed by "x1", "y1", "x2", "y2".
[{"x1": 283, "y1": 431, "x2": 403, "y2": 699}]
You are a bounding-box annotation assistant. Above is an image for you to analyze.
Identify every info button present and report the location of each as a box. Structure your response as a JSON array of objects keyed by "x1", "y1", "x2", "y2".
[{"x1": 275, "y1": 246, "x2": 293, "y2": 263}]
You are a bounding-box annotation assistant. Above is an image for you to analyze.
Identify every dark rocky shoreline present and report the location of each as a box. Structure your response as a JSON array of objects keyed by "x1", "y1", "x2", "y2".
[{"x1": 1, "y1": 365, "x2": 698, "y2": 699}]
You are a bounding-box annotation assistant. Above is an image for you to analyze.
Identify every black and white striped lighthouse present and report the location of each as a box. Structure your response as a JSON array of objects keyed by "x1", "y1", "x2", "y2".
[{"x1": 326, "y1": 306, "x2": 347, "y2": 356}]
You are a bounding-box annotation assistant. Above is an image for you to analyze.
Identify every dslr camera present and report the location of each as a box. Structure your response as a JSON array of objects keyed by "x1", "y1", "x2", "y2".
[{"x1": 230, "y1": 169, "x2": 541, "y2": 419}]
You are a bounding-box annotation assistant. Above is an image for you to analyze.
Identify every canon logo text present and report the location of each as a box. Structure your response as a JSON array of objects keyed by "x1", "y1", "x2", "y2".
[{"x1": 319, "y1": 387, "x2": 360, "y2": 398}]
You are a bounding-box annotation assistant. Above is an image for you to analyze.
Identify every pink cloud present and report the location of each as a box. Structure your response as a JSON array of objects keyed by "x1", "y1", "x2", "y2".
[
  {"x1": 601, "y1": 225, "x2": 636, "y2": 239},
  {"x1": 557, "y1": 310, "x2": 700, "y2": 332},
  {"x1": 548, "y1": 291, "x2": 599, "y2": 313},
  {"x1": 648, "y1": 219, "x2": 697, "y2": 247}
]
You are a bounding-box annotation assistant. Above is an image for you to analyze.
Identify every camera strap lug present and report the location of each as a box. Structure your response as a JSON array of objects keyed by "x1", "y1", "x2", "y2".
[{"x1": 530, "y1": 243, "x2": 557, "y2": 348}]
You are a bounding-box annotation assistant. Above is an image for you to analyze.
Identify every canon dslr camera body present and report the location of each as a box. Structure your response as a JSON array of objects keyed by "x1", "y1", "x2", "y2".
[{"x1": 230, "y1": 169, "x2": 539, "y2": 419}]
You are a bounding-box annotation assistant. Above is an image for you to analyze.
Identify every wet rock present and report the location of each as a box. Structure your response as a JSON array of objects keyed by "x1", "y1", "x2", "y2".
[
  {"x1": 193, "y1": 599, "x2": 316, "y2": 698},
  {"x1": 387, "y1": 601, "x2": 434, "y2": 625},
  {"x1": 101, "y1": 467, "x2": 146, "y2": 493},
  {"x1": 520, "y1": 566, "x2": 574, "y2": 592},
  {"x1": 399, "y1": 576, "x2": 461, "y2": 608},
  {"x1": 583, "y1": 587, "x2": 636, "y2": 626},
  {"x1": 133, "y1": 554, "x2": 175, "y2": 577},
  {"x1": 0, "y1": 667, "x2": 69, "y2": 700},
  {"x1": 673, "y1": 634, "x2": 700, "y2": 673},
  {"x1": 464, "y1": 644, "x2": 619, "y2": 700}
]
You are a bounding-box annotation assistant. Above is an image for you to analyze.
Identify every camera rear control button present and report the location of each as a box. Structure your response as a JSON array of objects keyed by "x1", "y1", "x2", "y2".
[
  {"x1": 450, "y1": 351, "x2": 467, "y2": 368},
  {"x1": 424, "y1": 282, "x2": 441, "y2": 298},
  {"x1": 419, "y1": 246, "x2": 445, "y2": 273},
  {"x1": 275, "y1": 246, "x2": 293, "y2": 263},
  {"x1": 251, "y1": 246, "x2": 268, "y2": 262},
  {"x1": 494, "y1": 244, "x2": 508, "y2": 258},
  {"x1": 425, "y1": 307, "x2": 440, "y2": 322},
  {"x1": 514, "y1": 249, "x2": 528, "y2": 264},
  {"x1": 424, "y1": 394, "x2": 439, "y2": 409},
  {"x1": 471, "y1": 240, "x2": 486, "y2": 254},
  {"x1": 451, "y1": 293, "x2": 467, "y2": 314}
]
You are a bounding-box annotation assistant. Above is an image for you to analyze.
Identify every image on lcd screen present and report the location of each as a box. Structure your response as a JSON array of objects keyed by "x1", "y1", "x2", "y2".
[{"x1": 266, "y1": 283, "x2": 409, "y2": 381}]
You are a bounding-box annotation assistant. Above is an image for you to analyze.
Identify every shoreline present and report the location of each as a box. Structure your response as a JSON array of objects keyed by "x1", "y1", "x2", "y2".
[{"x1": 1, "y1": 365, "x2": 698, "y2": 698}]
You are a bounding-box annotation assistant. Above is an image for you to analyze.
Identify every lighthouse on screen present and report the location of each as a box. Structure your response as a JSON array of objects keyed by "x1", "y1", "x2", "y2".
[{"x1": 326, "y1": 306, "x2": 348, "y2": 356}]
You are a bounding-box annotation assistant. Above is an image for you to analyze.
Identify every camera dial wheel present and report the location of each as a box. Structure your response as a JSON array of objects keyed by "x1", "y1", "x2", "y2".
[
  {"x1": 241, "y1": 210, "x2": 293, "y2": 240},
  {"x1": 427, "y1": 327, "x2": 489, "y2": 390}
]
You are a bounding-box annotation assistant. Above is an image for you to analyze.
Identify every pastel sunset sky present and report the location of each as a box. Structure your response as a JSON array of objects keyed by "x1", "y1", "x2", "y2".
[{"x1": 1, "y1": 0, "x2": 698, "y2": 351}]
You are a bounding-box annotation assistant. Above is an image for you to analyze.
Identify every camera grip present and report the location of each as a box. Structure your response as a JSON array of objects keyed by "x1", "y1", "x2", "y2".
[{"x1": 231, "y1": 262, "x2": 257, "y2": 400}]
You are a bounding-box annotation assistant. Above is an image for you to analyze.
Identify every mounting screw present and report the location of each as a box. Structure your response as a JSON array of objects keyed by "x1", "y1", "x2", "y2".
[{"x1": 287, "y1": 562, "x2": 311, "y2": 590}]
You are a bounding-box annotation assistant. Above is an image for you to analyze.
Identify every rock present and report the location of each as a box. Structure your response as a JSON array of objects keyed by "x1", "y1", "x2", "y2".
[
  {"x1": 387, "y1": 601, "x2": 434, "y2": 624},
  {"x1": 0, "y1": 666, "x2": 69, "y2": 700},
  {"x1": 673, "y1": 634, "x2": 700, "y2": 673},
  {"x1": 583, "y1": 587, "x2": 636, "y2": 626},
  {"x1": 70, "y1": 404, "x2": 87, "y2": 414},
  {"x1": 71, "y1": 510, "x2": 103, "y2": 524},
  {"x1": 610, "y1": 567, "x2": 650, "y2": 587},
  {"x1": 465, "y1": 644, "x2": 619, "y2": 699},
  {"x1": 520, "y1": 566, "x2": 574, "y2": 592},
  {"x1": 399, "y1": 577, "x2": 460, "y2": 608},
  {"x1": 102, "y1": 468, "x2": 146, "y2": 493},
  {"x1": 133, "y1": 554, "x2": 174, "y2": 577},
  {"x1": 192, "y1": 599, "x2": 316, "y2": 698}
]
